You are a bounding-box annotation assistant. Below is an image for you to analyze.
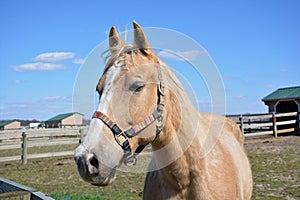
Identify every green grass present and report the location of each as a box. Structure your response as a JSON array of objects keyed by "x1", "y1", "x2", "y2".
[
  {"x1": 0, "y1": 136, "x2": 299, "y2": 199},
  {"x1": 51, "y1": 191, "x2": 142, "y2": 200},
  {"x1": 0, "y1": 152, "x2": 145, "y2": 200},
  {"x1": 245, "y1": 136, "x2": 300, "y2": 199}
]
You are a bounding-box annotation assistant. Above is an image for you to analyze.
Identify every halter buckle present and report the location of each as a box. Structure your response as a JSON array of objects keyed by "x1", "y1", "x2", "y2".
[{"x1": 114, "y1": 132, "x2": 129, "y2": 148}]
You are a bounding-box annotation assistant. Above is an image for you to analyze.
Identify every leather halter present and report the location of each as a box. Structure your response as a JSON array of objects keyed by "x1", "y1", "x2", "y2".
[{"x1": 92, "y1": 60, "x2": 165, "y2": 166}]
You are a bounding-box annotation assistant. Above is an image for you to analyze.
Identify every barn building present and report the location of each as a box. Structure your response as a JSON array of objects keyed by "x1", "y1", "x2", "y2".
[
  {"x1": 262, "y1": 86, "x2": 300, "y2": 113},
  {"x1": 262, "y1": 86, "x2": 300, "y2": 132},
  {"x1": 0, "y1": 120, "x2": 21, "y2": 130},
  {"x1": 45, "y1": 112, "x2": 83, "y2": 128}
]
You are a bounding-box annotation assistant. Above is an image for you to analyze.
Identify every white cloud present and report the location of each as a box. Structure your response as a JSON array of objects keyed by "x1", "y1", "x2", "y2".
[
  {"x1": 1, "y1": 96, "x2": 72, "y2": 120},
  {"x1": 72, "y1": 58, "x2": 85, "y2": 65},
  {"x1": 233, "y1": 95, "x2": 247, "y2": 101},
  {"x1": 14, "y1": 79, "x2": 29, "y2": 84},
  {"x1": 33, "y1": 52, "x2": 75, "y2": 62},
  {"x1": 10, "y1": 103, "x2": 28, "y2": 108},
  {"x1": 13, "y1": 62, "x2": 67, "y2": 72},
  {"x1": 42, "y1": 96, "x2": 70, "y2": 102},
  {"x1": 15, "y1": 80, "x2": 21, "y2": 84},
  {"x1": 158, "y1": 50, "x2": 206, "y2": 61}
]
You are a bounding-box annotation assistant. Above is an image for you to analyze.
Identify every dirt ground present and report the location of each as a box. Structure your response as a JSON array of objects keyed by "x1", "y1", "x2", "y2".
[
  {"x1": 244, "y1": 135, "x2": 300, "y2": 200},
  {"x1": 0, "y1": 135, "x2": 299, "y2": 199}
]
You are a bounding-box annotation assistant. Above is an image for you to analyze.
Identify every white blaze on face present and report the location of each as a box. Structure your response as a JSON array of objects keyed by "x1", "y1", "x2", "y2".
[
  {"x1": 97, "y1": 64, "x2": 122, "y2": 113},
  {"x1": 82, "y1": 63, "x2": 123, "y2": 166}
]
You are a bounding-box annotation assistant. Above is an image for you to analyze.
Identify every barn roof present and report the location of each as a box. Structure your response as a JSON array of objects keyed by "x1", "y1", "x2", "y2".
[
  {"x1": 0, "y1": 120, "x2": 19, "y2": 127},
  {"x1": 262, "y1": 86, "x2": 300, "y2": 102},
  {"x1": 46, "y1": 112, "x2": 83, "y2": 122}
]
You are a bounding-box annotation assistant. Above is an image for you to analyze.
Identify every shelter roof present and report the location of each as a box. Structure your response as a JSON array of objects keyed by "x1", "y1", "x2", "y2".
[
  {"x1": 0, "y1": 120, "x2": 19, "y2": 127},
  {"x1": 46, "y1": 112, "x2": 83, "y2": 122},
  {"x1": 262, "y1": 86, "x2": 300, "y2": 102}
]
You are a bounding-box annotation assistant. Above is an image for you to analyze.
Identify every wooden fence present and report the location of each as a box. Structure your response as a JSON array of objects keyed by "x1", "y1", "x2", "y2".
[
  {"x1": 227, "y1": 112, "x2": 299, "y2": 137},
  {"x1": 0, "y1": 112, "x2": 299, "y2": 164},
  {"x1": 0, "y1": 127, "x2": 87, "y2": 163}
]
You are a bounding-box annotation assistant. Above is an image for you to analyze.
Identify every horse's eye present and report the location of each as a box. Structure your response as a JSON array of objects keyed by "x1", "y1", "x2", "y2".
[
  {"x1": 135, "y1": 85, "x2": 145, "y2": 93},
  {"x1": 130, "y1": 81, "x2": 145, "y2": 94}
]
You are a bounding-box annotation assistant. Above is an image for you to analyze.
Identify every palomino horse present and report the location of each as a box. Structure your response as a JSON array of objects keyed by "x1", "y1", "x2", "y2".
[{"x1": 74, "y1": 21, "x2": 252, "y2": 199}]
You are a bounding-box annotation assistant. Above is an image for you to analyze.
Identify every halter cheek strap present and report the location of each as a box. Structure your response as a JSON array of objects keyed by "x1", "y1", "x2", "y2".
[
  {"x1": 92, "y1": 109, "x2": 161, "y2": 152},
  {"x1": 92, "y1": 60, "x2": 165, "y2": 166}
]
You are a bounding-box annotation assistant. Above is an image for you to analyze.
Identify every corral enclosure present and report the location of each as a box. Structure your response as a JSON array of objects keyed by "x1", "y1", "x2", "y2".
[
  {"x1": 0, "y1": 112, "x2": 299, "y2": 199},
  {"x1": 0, "y1": 112, "x2": 298, "y2": 164},
  {"x1": 227, "y1": 111, "x2": 299, "y2": 137},
  {"x1": 0, "y1": 128, "x2": 86, "y2": 165}
]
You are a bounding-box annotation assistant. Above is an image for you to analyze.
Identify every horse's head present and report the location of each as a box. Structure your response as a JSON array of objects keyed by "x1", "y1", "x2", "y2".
[{"x1": 74, "y1": 22, "x2": 165, "y2": 186}]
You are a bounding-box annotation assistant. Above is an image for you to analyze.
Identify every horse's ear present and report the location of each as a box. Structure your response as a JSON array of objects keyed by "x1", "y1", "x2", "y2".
[
  {"x1": 109, "y1": 26, "x2": 122, "y2": 53},
  {"x1": 133, "y1": 21, "x2": 152, "y2": 53}
]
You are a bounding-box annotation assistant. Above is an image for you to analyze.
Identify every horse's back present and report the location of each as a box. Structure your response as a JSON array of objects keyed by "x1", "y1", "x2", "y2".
[
  {"x1": 200, "y1": 113, "x2": 252, "y2": 199},
  {"x1": 200, "y1": 113, "x2": 244, "y2": 145}
]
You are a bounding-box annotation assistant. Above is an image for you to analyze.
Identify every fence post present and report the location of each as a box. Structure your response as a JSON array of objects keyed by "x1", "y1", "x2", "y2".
[
  {"x1": 239, "y1": 115, "x2": 244, "y2": 135},
  {"x1": 79, "y1": 127, "x2": 87, "y2": 144},
  {"x1": 297, "y1": 111, "x2": 300, "y2": 133},
  {"x1": 22, "y1": 131, "x2": 28, "y2": 164},
  {"x1": 272, "y1": 112, "x2": 277, "y2": 137}
]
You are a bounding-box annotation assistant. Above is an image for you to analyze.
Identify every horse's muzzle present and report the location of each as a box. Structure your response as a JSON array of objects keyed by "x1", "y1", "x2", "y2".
[{"x1": 74, "y1": 145, "x2": 116, "y2": 186}]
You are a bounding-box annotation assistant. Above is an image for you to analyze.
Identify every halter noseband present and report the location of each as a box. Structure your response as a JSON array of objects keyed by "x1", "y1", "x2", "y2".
[{"x1": 92, "y1": 60, "x2": 165, "y2": 166}]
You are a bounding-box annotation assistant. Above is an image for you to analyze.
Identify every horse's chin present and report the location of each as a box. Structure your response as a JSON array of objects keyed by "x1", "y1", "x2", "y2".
[{"x1": 89, "y1": 170, "x2": 116, "y2": 186}]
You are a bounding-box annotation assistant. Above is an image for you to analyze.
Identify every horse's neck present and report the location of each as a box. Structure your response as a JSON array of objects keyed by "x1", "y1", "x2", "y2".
[
  {"x1": 151, "y1": 81, "x2": 202, "y2": 191},
  {"x1": 151, "y1": 119, "x2": 202, "y2": 194}
]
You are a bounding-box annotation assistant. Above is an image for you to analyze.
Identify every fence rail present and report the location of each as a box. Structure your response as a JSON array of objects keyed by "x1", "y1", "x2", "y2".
[
  {"x1": 227, "y1": 112, "x2": 299, "y2": 137},
  {"x1": 1, "y1": 112, "x2": 299, "y2": 164},
  {"x1": 0, "y1": 127, "x2": 87, "y2": 163}
]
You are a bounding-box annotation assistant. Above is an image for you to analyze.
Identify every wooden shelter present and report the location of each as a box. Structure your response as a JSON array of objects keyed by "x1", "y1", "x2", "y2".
[
  {"x1": 45, "y1": 112, "x2": 83, "y2": 128},
  {"x1": 0, "y1": 120, "x2": 21, "y2": 130},
  {"x1": 262, "y1": 86, "x2": 300, "y2": 132},
  {"x1": 262, "y1": 86, "x2": 300, "y2": 113}
]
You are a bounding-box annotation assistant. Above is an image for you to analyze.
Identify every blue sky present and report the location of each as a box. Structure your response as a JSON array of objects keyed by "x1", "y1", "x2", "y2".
[{"x1": 0, "y1": 0, "x2": 299, "y2": 120}]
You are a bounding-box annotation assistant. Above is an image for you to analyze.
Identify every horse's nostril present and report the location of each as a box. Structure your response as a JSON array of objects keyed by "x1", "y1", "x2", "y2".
[
  {"x1": 86, "y1": 154, "x2": 99, "y2": 176},
  {"x1": 74, "y1": 155, "x2": 79, "y2": 164},
  {"x1": 90, "y1": 156, "x2": 99, "y2": 169}
]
